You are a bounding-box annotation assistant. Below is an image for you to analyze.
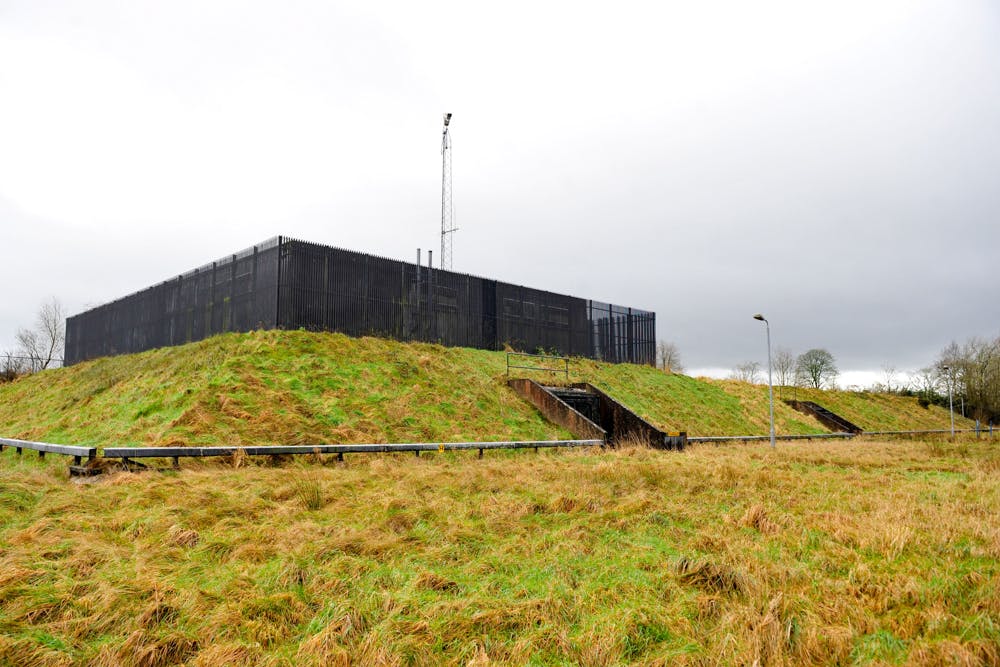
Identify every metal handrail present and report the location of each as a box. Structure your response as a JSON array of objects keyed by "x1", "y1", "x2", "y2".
[
  {"x1": 690, "y1": 428, "x2": 993, "y2": 444},
  {"x1": 0, "y1": 438, "x2": 97, "y2": 465},
  {"x1": 103, "y1": 439, "x2": 603, "y2": 460},
  {"x1": 506, "y1": 352, "x2": 569, "y2": 381},
  {"x1": 689, "y1": 433, "x2": 853, "y2": 443}
]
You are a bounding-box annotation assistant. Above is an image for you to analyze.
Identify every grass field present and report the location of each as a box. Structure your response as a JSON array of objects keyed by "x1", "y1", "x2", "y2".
[
  {"x1": 0, "y1": 330, "x2": 972, "y2": 447},
  {"x1": 1, "y1": 438, "x2": 998, "y2": 665}
]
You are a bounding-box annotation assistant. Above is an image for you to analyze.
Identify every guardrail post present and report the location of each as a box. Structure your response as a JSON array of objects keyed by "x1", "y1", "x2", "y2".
[
  {"x1": 38, "y1": 451, "x2": 45, "y2": 459},
  {"x1": 16, "y1": 446, "x2": 22, "y2": 455}
]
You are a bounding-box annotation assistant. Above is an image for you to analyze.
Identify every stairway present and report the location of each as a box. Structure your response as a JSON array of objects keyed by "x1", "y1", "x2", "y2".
[
  {"x1": 544, "y1": 386, "x2": 602, "y2": 426},
  {"x1": 785, "y1": 400, "x2": 863, "y2": 434},
  {"x1": 508, "y1": 379, "x2": 686, "y2": 450}
]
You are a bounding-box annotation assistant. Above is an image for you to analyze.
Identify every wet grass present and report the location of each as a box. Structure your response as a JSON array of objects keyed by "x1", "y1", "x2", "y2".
[{"x1": 0, "y1": 439, "x2": 997, "y2": 665}]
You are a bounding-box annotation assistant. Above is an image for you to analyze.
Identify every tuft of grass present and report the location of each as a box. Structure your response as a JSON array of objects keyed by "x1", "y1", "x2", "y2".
[
  {"x1": 740, "y1": 503, "x2": 777, "y2": 534},
  {"x1": 414, "y1": 571, "x2": 460, "y2": 593},
  {"x1": 292, "y1": 473, "x2": 324, "y2": 511},
  {"x1": 166, "y1": 524, "x2": 200, "y2": 547},
  {"x1": 112, "y1": 629, "x2": 200, "y2": 667},
  {"x1": 675, "y1": 556, "x2": 749, "y2": 596},
  {"x1": 614, "y1": 433, "x2": 655, "y2": 449},
  {"x1": 851, "y1": 629, "x2": 908, "y2": 664}
]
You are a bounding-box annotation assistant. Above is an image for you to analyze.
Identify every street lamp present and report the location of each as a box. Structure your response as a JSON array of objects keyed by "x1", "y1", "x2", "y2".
[
  {"x1": 942, "y1": 364, "x2": 955, "y2": 437},
  {"x1": 753, "y1": 314, "x2": 776, "y2": 449}
]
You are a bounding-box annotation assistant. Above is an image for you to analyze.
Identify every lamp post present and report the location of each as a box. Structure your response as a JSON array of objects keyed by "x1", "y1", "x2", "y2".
[
  {"x1": 753, "y1": 314, "x2": 776, "y2": 449},
  {"x1": 942, "y1": 364, "x2": 955, "y2": 437}
]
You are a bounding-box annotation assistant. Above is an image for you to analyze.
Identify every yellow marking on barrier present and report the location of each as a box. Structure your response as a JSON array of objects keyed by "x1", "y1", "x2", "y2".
[{"x1": 438, "y1": 443, "x2": 445, "y2": 452}]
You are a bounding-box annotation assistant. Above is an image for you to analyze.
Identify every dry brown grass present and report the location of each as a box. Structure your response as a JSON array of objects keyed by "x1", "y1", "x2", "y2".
[
  {"x1": 0, "y1": 438, "x2": 998, "y2": 665},
  {"x1": 675, "y1": 557, "x2": 749, "y2": 596}
]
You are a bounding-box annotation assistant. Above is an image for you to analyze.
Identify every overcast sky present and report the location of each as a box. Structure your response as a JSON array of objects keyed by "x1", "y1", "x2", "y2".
[{"x1": 1, "y1": 0, "x2": 998, "y2": 384}]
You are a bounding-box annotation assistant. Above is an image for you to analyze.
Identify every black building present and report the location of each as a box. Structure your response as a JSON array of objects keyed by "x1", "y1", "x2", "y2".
[{"x1": 65, "y1": 237, "x2": 656, "y2": 366}]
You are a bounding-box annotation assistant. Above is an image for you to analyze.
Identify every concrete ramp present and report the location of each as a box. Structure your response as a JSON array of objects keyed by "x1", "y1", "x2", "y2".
[
  {"x1": 785, "y1": 400, "x2": 863, "y2": 434},
  {"x1": 508, "y1": 379, "x2": 686, "y2": 450}
]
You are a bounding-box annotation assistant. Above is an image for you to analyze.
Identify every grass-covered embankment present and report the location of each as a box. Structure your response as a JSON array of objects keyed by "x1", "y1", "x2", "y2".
[
  {"x1": 1, "y1": 439, "x2": 998, "y2": 665},
  {"x1": 0, "y1": 331, "x2": 572, "y2": 447},
  {"x1": 578, "y1": 368, "x2": 829, "y2": 436},
  {"x1": 768, "y1": 384, "x2": 976, "y2": 432},
  {"x1": 0, "y1": 329, "x2": 972, "y2": 445}
]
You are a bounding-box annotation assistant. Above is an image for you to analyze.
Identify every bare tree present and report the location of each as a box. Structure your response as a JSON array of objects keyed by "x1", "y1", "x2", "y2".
[
  {"x1": 942, "y1": 337, "x2": 1000, "y2": 423},
  {"x1": 966, "y1": 337, "x2": 1000, "y2": 422},
  {"x1": 795, "y1": 349, "x2": 838, "y2": 389},
  {"x1": 731, "y1": 361, "x2": 761, "y2": 384},
  {"x1": 14, "y1": 297, "x2": 66, "y2": 373},
  {"x1": 773, "y1": 346, "x2": 795, "y2": 386},
  {"x1": 928, "y1": 338, "x2": 1000, "y2": 423},
  {"x1": 1, "y1": 351, "x2": 25, "y2": 383},
  {"x1": 911, "y1": 366, "x2": 942, "y2": 397},
  {"x1": 656, "y1": 340, "x2": 684, "y2": 373},
  {"x1": 880, "y1": 363, "x2": 898, "y2": 393},
  {"x1": 936, "y1": 341, "x2": 968, "y2": 414}
]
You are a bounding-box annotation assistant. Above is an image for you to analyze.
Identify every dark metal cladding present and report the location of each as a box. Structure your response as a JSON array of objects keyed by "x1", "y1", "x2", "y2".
[
  {"x1": 64, "y1": 238, "x2": 281, "y2": 364},
  {"x1": 64, "y1": 236, "x2": 656, "y2": 365}
]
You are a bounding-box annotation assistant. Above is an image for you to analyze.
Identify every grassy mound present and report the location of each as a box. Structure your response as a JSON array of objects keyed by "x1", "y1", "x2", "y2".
[
  {"x1": 0, "y1": 331, "x2": 571, "y2": 447},
  {"x1": 0, "y1": 330, "x2": 972, "y2": 446},
  {"x1": 575, "y1": 363, "x2": 831, "y2": 436},
  {"x1": 772, "y1": 384, "x2": 975, "y2": 432},
  {"x1": 1, "y1": 439, "x2": 997, "y2": 664}
]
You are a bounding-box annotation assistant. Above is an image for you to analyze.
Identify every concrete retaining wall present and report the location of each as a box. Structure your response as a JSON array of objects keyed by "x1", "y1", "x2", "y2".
[{"x1": 507, "y1": 379, "x2": 607, "y2": 442}]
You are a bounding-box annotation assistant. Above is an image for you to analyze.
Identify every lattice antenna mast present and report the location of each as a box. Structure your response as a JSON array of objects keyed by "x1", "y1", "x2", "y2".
[{"x1": 440, "y1": 112, "x2": 457, "y2": 270}]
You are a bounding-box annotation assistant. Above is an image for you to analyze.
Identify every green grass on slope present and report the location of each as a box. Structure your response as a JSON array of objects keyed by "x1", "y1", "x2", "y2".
[
  {"x1": 762, "y1": 384, "x2": 975, "y2": 433},
  {"x1": 568, "y1": 362, "x2": 829, "y2": 436},
  {"x1": 0, "y1": 331, "x2": 571, "y2": 447},
  {"x1": 0, "y1": 330, "x2": 972, "y2": 445}
]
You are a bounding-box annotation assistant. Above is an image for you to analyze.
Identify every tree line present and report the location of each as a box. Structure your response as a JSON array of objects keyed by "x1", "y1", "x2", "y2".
[
  {"x1": 827, "y1": 338, "x2": 1000, "y2": 425},
  {"x1": 727, "y1": 337, "x2": 1000, "y2": 425},
  {"x1": 730, "y1": 347, "x2": 838, "y2": 389},
  {"x1": 916, "y1": 336, "x2": 1000, "y2": 424},
  {"x1": 657, "y1": 340, "x2": 839, "y2": 390}
]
